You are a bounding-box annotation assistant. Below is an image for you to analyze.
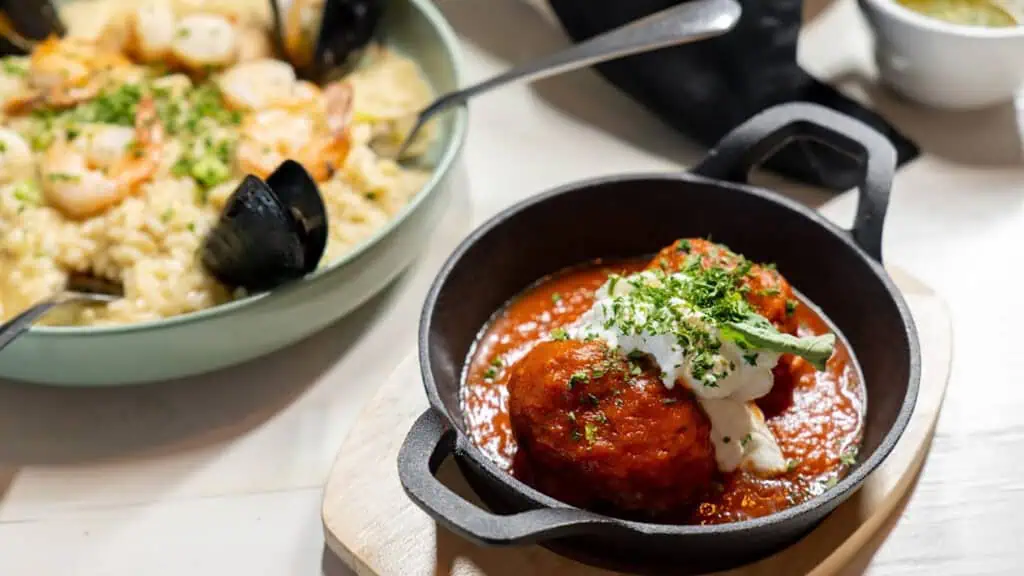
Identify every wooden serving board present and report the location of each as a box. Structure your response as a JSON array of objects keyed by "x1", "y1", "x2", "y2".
[{"x1": 322, "y1": 268, "x2": 952, "y2": 576}]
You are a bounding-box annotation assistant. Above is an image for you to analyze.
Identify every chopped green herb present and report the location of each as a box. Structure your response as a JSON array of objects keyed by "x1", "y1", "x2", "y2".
[
  {"x1": 758, "y1": 287, "x2": 781, "y2": 297},
  {"x1": 551, "y1": 328, "x2": 569, "y2": 341},
  {"x1": 723, "y1": 436, "x2": 732, "y2": 444},
  {"x1": 785, "y1": 299, "x2": 798, "y2": 316},
  {"x1": 11, "y1": 180, "x2": 41, "y2": 205},
  {"x1": 490, "y1": 357, "x2": 503, "y2": 368},
  {"x1": 0, "y1": 140, "x2": 7, "y2": 154},
  {"x1": 571, "y1": 428, "x2": 582, "y2": 442},
  {"x1": 567, "y1": 371, "x2": 589, "y2": 389},
  {"x1": 47, "y1": 172, "x2": 81, "y2": 182},
  {"x1": 567, "y1": 411, "x2": 577, "y2": 424},
  {"x1": 786, "y1": 459, "x2": 801, "y2": 473},
  {"x1": 584, "y1": 422, "x2": 598, "y2": 444},
  {"x1": 630, "y1": 364, "x2": 642, "y2": 376},
  {"x1": 676, "y1": 239, "x2": 691, "y2": 253},
  {"x1": 551, "y1": 292, "x2": 562, "y2": 303},
  {"x1": 591, "y1": 369, "x2": 606, "y2": 379},
  {"x1": 1, "y1": 57, "x2": 27, "y2": 77},
  {"x1": 176, "y1": 27, "x2": 191, "y2": 38},
  {"x1": 743, "y1": 352, "x2": 759, "y2": 366},
  {"x1": 187, "y1": 222, "x2": 196, "y2": 233},
  {"x1": 840, "y1": 447, "x2": 859, "y2": 466},
  {"x1": 661, "y1": 398, "x2": 678, "y2": 405},
  {"x1": 161, "y1": 208, "x2": 174, "y2": 223},
  {"x1": 585, "y1": 393, "x2": 600, "y2": 406},
  {"x1": 824, "y1": 477, "x2": 838, "y2": 489},
  {"x1": 595, "y1": 411, "x2": 608, "y2": 424},
  {"x1": 740, "y1": 433, "x2": 752, "y2": 448},
  {"x1": 483, "y1": 367, "x2": 498, "y2": 380}
]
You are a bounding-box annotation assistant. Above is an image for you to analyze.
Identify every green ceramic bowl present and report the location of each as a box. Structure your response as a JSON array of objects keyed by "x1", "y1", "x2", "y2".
[{"x1": 0, "y1": 0, "x2": 467, "y2": 386}]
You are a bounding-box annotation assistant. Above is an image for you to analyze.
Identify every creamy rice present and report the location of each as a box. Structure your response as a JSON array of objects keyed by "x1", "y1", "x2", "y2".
[{"x1": 0, "y1": 1, "x2": 436, "y2": 326}]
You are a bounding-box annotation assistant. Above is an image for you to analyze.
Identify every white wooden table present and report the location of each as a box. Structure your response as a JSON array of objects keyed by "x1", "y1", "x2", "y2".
[{"x1": 1, "y1": 1, "x2": 1021, "y2": 574}]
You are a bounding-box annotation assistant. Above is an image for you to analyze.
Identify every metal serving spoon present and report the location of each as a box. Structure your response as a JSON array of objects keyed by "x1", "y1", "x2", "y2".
[
  {"x1": 0, "y1": 274, "x2": 122, "y2": 352},
  {"x1": 393, "y1": 0, "x2": 742, "y2": 159}
]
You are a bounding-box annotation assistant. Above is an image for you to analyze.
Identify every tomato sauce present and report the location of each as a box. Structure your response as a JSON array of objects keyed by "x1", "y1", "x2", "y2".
[{"x1": 462, "y1": 258, "x2": 865, "y2": 525}]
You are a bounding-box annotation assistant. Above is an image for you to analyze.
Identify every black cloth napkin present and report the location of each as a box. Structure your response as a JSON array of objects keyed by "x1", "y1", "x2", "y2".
[{"x1": 547, "y1": 0, "x2": 920, "y2": 190}]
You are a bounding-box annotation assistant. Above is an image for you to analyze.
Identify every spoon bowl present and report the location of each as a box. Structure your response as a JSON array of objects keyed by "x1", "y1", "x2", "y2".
[
  {"x1": 393, "y1": 0, "x2": 742, "y2": 159},
  {"x1": 0, "y1": 274, "x2": 121, "y2": 353}
]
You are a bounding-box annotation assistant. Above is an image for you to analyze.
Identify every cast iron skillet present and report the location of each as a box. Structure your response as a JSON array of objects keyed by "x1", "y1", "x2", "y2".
[{"x1": 398, "y1": 102, "x2": 920, "y2": 575}]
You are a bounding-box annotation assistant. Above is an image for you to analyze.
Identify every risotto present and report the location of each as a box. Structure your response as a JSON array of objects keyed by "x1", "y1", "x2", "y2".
[{"x1": 0, "y1": 0, "x2": 437, "y2": 326}]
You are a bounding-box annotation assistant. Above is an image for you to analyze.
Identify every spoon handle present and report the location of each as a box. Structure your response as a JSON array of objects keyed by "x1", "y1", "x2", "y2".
[
  {"x1": 0, "y1": 298, "x2": 63, "y2": 352},
  {"x1": 399, "y1": 0, "x2": 741, "y2": 156}
]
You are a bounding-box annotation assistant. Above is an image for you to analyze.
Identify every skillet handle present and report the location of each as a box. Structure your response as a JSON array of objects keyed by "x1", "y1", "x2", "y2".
[
  {"x1": 398, "y1": 409, "x2": 615, "y2": 546},
  {"x1": 691, "y1": 102, "x2": 897, "y2": 263}
]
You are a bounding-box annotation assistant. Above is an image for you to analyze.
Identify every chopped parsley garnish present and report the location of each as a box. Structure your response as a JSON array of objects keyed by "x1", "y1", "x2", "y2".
[
  {"x1": 483, "y1": 367, "x2": 498, "y2": 380},
  {"x1": 595, "y1": 411, "x2": 608, "y2": 424},
  {"x1": 785, "y1": 299, "x2": 798, "y2": 316},
  {"x1": 11, "y1": 180, "x2": 41, "y2": 205},
  {"x1": 551, "y1": 292, "x2": 562, "y2": 303},
  {"x1": 1, "y1": 57, "x2": 27, "y2": 77},
  {"x1": 161, "y1": 208, "x2": 174, "y2": 223},
  {"x1": 490, "y1": 357, "x2": 503, "y2": 368},
  {"x1": 676, "y1": 239, "x2": 691, "y2": 253},
  {"x1": 567, "y1": 371, "x2": 589, "y2": 390},
  {"x1": 584, "y1": 422, "x2": 598, "y2": 444},
  {"x1": 743, "y1": 352, "x2": 759, "y2": 366},
  {"x1": 786, "y1": 459, "x2": 801, "y2": 473},
  {"x1": 630, "y1": 364, "x2": 642, "y2": 376},
  {"x1": 840, "y1": 446, "x2": 859, "y2": 466},
  {"x1": 550, "y1": 328, "x2": 569, "y2": 341},
  {"x1": 571, "y1": 429, "x2": 582, "y2": 442},
  {"x1": 740, "y1": 433, "x2": 752, "y2": 448},
  {"x1": 47, "y1": 172, "x2": 80, "y2": 182},
  {"x1": 0, "y1": 140, "x2": 7, "y2": 153},
  {"x1": 758, "y1": 287, "x2": 781, "y2": 297},
  {"x1": 585, "y1": 393, "x2": 599, "y2": 406}
]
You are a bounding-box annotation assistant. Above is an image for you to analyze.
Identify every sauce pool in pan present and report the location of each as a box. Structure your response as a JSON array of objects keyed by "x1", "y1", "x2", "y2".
[{"x1": 461, "y1": 240, "x2": 865, "y2": 525}]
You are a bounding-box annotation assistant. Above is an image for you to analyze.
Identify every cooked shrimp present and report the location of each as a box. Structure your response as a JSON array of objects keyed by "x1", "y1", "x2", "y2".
[
  {"x1": 170, "y1": 14, "x2": 238, "y2": 72},
  {"x1": 216, "y1": 59, "x2": 320, "y2": 111},
  {"x1": 235, "y1": 81, "x2": 353, "y2": 181},
  {"x1": 7, "y1": 37, "x2": 135, "y2": 112},
  {"x1": 0, "y1": 128, "x2": 34, "y2": 184},
  {"x1": 235, "y1": 24, "x2": 274, "y2": 63},
  {"x1": 0, "y1": 57, "x2": 31, "y2": 112},
  {"x1": 41, "y1": 98, "x2": 165, "y2": 219},
  {"x1": 125, "y1": 3, "x2": 178, "y2": 63}
]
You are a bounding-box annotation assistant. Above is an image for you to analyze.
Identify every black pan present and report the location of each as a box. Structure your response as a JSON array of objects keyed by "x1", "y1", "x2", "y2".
[{"x1": 398, "y1": 102, "x2": 920, "y2": 575}]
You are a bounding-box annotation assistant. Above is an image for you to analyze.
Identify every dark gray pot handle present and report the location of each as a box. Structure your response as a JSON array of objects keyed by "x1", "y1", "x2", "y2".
[
  {"x1": 691, "y1": 102, "x2": 897, "y2": 263},
  {"x1": 397, "y1": 409, "x2": 616, "y2": 546}
]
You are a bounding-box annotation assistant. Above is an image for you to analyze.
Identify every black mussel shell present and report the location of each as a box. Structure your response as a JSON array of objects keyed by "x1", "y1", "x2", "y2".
[
  {"x1": 311, "y1": 0, "x2": 384, "y2": 75},
  {"x1": 201, "y1": 162, "x2": 328, "y2": 292},
  {"x1": 266, "y1": 159, "x2": 328, "y2": 271},
  {"x1": 0, "y1": 0, "x2": 65, "y2": 54}
]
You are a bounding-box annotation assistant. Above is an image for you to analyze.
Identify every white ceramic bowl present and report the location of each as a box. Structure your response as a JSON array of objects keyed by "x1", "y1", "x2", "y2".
[{"x1": 858, "y1": 0, "x2": 1024, "y2": 109}]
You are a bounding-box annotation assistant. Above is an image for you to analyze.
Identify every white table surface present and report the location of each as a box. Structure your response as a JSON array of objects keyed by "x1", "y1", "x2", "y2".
[{"x1": 2, "y1": 1, "x2": 1022, "y2": 574}]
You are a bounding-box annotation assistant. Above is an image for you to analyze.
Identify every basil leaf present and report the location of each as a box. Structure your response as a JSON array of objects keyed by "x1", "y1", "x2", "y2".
[{"x1": 721, "y1": 312, "x2": 835, "y2": 370}]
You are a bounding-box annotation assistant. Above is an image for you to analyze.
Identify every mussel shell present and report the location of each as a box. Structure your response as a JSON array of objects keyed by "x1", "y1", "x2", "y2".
[
  {"x1": 311, "y1": 0, "x2": 384, "y2": 75},
  {"x1": 266, "y1": 159, "x2": 328, "y2": 276},
  {"x1": 0, "y1": 0, "x2": 65, "y2": 55},
  {"x1": 201, "y1": 162, "x2": 328, "y2": 292}
]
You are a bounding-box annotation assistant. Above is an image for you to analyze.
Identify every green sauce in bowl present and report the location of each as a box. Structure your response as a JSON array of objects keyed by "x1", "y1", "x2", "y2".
[{"x1": 897, "y1": 0, "x2": 1019, "y2": 26}]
